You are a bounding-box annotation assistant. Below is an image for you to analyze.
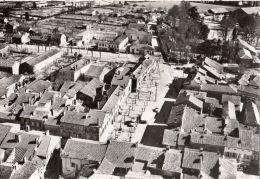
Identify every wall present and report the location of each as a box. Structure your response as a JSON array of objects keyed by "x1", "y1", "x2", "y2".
[{"x1": 34, "y1": 51, "x2": 63, "y2": 73}]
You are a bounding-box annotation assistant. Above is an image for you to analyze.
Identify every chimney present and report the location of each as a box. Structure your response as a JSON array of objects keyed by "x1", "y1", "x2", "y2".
[
  {"x1": 200, "y1": 153, "x2": 203, "y2": 167},
  {"x1": 97, "y1": 101, "x2": 100, "y2": 109},
  {"x1": 15, "y1": 134, "x2": 21, "y2": 143},
  {"x1": 45, "y1": 130, "x2": 49, "y2": 136}
]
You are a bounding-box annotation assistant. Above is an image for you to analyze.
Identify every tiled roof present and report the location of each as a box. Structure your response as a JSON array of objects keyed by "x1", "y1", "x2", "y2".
[
  {"x1": 162, "y1": 149, "x2": 182, "y2": 173},
  {"x1": 84, "y1": 64, "x2": 105, "y2": 78},
  {"x1": 79, "y1": 78, "x2": 104, "y2": 99},
  {"x1": 205, "y1": 97, "x2": 222, "y2": 109},
  {"x1": 201, "y1": 84, "x2": 237, "y2": 94},
  {"x1": 19, "y1": 105, "x2": 37, "y2": 119},
  {"x1": 175, "y1": 94, "x2": 203, "y2": 110},
  {"x1": 167, "y1": 104, "x2": 186, "y2": 126},
  {"x1": 63, "y1": 138, "x2": 107, "y2": 162},
  {"x1": 201, "y1": 151, "x2": 220, "y2": 178},
  {"x1": 205, "y1": 116, "x2": 223, "y2": 134},
  {"x1": 66, "y1": 81, "x2": 87, "y2": 98},
  {"x1": 25, "y1": 49, "x2": 60, "y2": 67},
  {"x1": 177, "y1": 132, "x2": 190, "y2": 146},
  {"x1": 238, "y1": 38, "x2": 257, "y2": 54},
  {"x1": 221, "y1": 94, "x2": 241, "y2": 106},
  {"x1": 26, "y1": 80, "x2": 51, "y2": 94},
  {"x1": 238, "y1": 128, "x2": 254, "y2": 150},
  {"x1": 60, "y1": 111, "x2": 87, "y2": 126},
  {"x1": 1, "y1": 132, "x2": 40, "y2": 163},
  {"x1": 85, "y1": 110, "x2": 106, "y2": 127},
  {"x1": 10, "y1": 156, "x2": 44, "y2": 179},
  {"x1": 60, "y1": 81, "x2": 75, "y2": 97},
  {"x1": 135, "y1": 144, "x2": 164, "y2": 165},
  {"x1": 238, "y1": 84, "x2": 260, "y2": 97},
  {"x1": 38, "y1": 91, "x2": 55, "y2": 104},
  {"x1": 222, "y1": 101, "x2": 236, "y2": 120},
  {"x1": 162, "y1": 129, "x2": 178, "y2": 147},
  {"x1": 101, "y1": 86, "x2": 124, "y2": 112},
  {"x1": 242, "y1": 101, "x2": 260, "y2": 126},
  {"x1": 0, "y1": 124, "x2": 12, "y2": 145},
  {"x1": 204, "y1": 57, "x2": 223, "y2": 73},
  {"x1": 111, "y1": 74, "x2": 131, "y2": 87},
  {"x1": 209, "y1": 8, "x2": 229, "y2": 14},
  {"x1": 190, "y1": 133, "x2": 225, "y2": 147},
  {"x1": 252, "y1": 134, "x2": 260, "y2": 152},
  {"x1": 182, "y1": 148, "x2": 202, "y2": 170},
  {"x1": 98, "y1": 140, "x2": 136, "y2": 174},
  {"x1": 51, "y1": 97, "x2": 66, "y2": 110},
  {"x1": 181, "y1": 107, "x2": 205, "y2": 133}
]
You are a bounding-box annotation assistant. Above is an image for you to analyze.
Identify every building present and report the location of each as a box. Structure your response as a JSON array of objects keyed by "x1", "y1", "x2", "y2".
[
  {"x1": 130, "y1": 43, "x2": 155, "y2": 55},
  {"x1": 20, "y1": 49, "x2": 63, "y2": 74},
  {"x1": 97, "y1": 35, "x2": 128, "y2": 52},
  {"x1": 61, "y1": 138, "x2": 107, "y2": 177},
  {"x1": 54, "y1": 58, "x2": 92, "y2": 82},
  {"x1": 134, "y1": 144, "x2": 182, "y2": 178},
  {"x1": 76, "y1": 78, "x2": 104, "y2": 108},
  {"x1": 97, "y1": 140, "x2": 136, "y2": 176},
  {"x1": 60, "y1": 109, "x2": 111, "y2": 141}
]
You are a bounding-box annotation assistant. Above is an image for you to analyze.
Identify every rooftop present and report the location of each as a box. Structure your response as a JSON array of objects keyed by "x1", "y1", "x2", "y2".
[
  {"x1": 63, "y1": 138, "x2": 107, "y2": 162},
  {"x1": 97, "y1": 140, "x2": 136, "y2": 174}
]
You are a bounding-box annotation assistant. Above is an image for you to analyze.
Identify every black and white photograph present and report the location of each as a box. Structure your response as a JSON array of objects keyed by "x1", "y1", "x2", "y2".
[{"x1": 0, "y1": 0, "x2": 259, "y2": 178}]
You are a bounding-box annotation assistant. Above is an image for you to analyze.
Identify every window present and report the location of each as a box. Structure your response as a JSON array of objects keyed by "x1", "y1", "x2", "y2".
[
  {"x1": 31, "y1": 122, "x2": 35, "y2": 126},
  {"x1": 71, "y1": 162, "x2": 76, "y2": 168}
]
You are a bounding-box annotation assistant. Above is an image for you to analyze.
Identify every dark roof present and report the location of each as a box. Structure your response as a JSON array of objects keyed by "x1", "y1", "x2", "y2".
[
  {"x1": 167, "y1": 104, "x2": 186, "y2": 126},
  {"x1": 0, "y1": 164, "x2": 14, "y2": 179},
  {"x1": 242, "y1": 101, "x2": 260, "y2": 126},
  {"x1": 63, "y1": 138, "x2": 107, "y2": 162}
]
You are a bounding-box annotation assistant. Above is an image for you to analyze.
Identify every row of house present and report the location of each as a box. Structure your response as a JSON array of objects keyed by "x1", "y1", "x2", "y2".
[{"x1": 0, "y1": 123, "x2": 61, "y2": 179}]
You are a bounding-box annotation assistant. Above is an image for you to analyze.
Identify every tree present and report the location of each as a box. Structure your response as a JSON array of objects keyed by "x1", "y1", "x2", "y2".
[
  {"x1": 238, "y1": 14, "x2": 259, "y2": 44},
  {"x1": 188, "y1": 6, "x2": 199, "y2": 19},
  {"x1": 25, "y1": 12, "x2": 30, "y2": 21},
  {"x1": 168, "y1": 5, "x2": 179, "y2": 27},
  {"x1": 220, "y1": 15, "x2": 236, "y2": 41},
  {"x1": 200, "y1": 24, "x2": 210, "y2": 40}
]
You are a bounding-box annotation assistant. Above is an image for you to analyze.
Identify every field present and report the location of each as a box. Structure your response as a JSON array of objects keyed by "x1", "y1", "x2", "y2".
[{"x1": 130, "y1": 1, "x2": 238, "y2": 12}]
